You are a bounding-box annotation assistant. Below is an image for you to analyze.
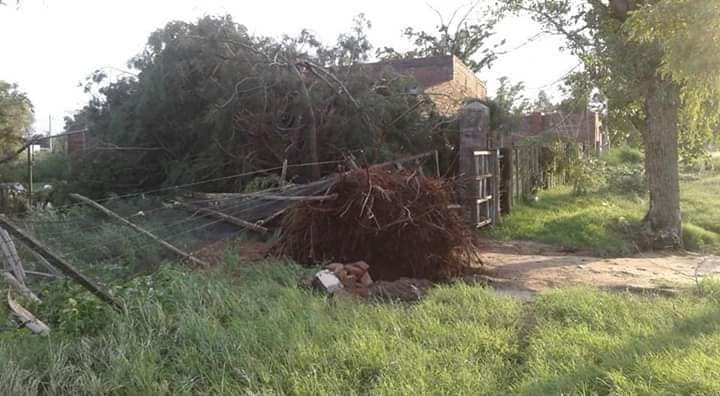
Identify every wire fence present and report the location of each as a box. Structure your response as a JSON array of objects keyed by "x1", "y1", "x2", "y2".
[{"x1": 1, "y1": 152, "x2": 440, "y2": 287}]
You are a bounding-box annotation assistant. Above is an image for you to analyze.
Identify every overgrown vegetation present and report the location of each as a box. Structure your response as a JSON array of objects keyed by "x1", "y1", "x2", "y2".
[
  {"x1": 2, "y1": 260, "x2": 720, "y2": 394},
  {"x1": 65, "y1": 15, "x2": 459, "y2": 197},
  {"x1": 0, "y1": 152, "x2": 69, "y2": 183}
]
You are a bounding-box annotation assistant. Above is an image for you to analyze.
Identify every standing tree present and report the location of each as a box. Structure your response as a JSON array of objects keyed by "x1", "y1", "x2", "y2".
[
  {"x1": 0, "y1": 81, "x2": 33, "y2": 162},
  {"x1": 532, "y1": 90, "x2": 555, "y2": 113},
  {"x1": 486, "y1": 76, "x2": 530, "y2": 133},
  {"x1": 377, "y1": 1, "x2": 503, "y2": 72},
  {"x1": 505, "y1": 0, "x2": 720, "y2": 249}
]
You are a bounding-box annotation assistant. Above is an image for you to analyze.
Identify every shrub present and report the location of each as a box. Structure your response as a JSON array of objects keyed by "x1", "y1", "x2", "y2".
[
  {"x1": 604, "y1": 145, "x2": 644, "y2": 166},
  {"x1": 568, "y1": 156, "x2": 605, "y2": 195},
  {"x1": 606, "y1": 164, "x2": 647, "y2": 195}
]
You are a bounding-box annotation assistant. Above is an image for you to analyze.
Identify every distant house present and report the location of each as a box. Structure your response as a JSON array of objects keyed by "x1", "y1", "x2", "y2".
[
  {"x1": 27, "y1": 134, "x2": 53, "y2": 154},
  {"x1": 65, "y1": 130, "x2": 87, "y2": 153},
  {"x1": 508, "y1": 111, "x2": 605, "y2": 151},
  {"x1": 370, "y1": 55, "x2": 487, "y2": 114}
]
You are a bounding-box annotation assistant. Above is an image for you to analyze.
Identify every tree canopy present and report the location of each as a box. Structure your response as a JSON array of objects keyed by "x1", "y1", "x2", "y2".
[
  {"x1": 66, "y1": 16, "x2": 454, "y2": 195},
  {"x1": 377, "y1": 1, "x2": 503, "y2": 72},
  {"x1": 0, "y1": 81, "x2": 33, "y2": 158},
  {"x1": 503, "y1": 0, "x2": 720, "y2": 248}
]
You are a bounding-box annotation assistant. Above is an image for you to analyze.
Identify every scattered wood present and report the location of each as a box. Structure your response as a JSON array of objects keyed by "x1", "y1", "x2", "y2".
[
  {"x1": 24, "y1": 270, "x2": 61, "y2": 279},
  {"x1": 173, "y1": 200, "x2": 269, "y2": 234},
  {"x1": 69, "y1": 193, "x2": 209, "y2": 269},
  {"x1": 280, "y1": 159, "x2": 288, "y2": 186},
  {"x1": 0, "y1": 226, "x2": 25, "y2": 284},
  {"x1": 28, "y1": 249, "x2": 62, "y2": 276},
  {"x1": 2, "y1": 271, "x2": 41, "y2": 304},
  {"x1": 0, "y1": 214, "x2": 122, "y2": 311},
  {"x1": 8, "y1": 291, "x2": 49, "y2": 336},
  {"x1": 258, "y1": 208, "x2": 287, "y2": 225},
  {"x1": 257, "y1": 194, "x2": 338, "y2": 202}
]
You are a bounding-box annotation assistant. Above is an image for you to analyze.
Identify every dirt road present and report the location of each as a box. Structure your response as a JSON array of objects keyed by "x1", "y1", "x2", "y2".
[{"x1": 478, "y1": 239, "x2": 720, "y2": 292}]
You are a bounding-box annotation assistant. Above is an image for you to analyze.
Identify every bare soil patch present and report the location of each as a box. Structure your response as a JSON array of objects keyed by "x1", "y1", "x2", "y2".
[{"x1": 478, "y1": 239, "x2": 720, "y2": 292}]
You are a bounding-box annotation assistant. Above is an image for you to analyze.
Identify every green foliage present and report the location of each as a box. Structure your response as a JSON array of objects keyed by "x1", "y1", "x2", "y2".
[
  {"x1": 486, "y1": 76, "x2": 530, "y2": 134},
  {"x1": 67, "y1": 15, "x2": 453, "y2": 196},
  {"x1": 606, "y1": 164, "x2": 646, "y2": 195},
  {"x1": 0, "y1": 152, "x2": 68, "y2": 183},
  {"x1": 602, "y1": 146, "x2": 647, "y2": 195},
  {"x1": 0, "y1": 81, "x2": 33, "y2": 157},
  {"x1": 31, "y1": 152, "x2": 68, "y2": 182},
  {"x1": 568, "y1": 155, "x2": 605, "y2": 195},
  {"x1": 531, "y1": 90, "x2": 555, "y2": 113},
  {"x1": 603, "y1": 145, "x2": 644, "y2": 166},
  {"x1": 492, "y1": 172, "x2": 720, "y2": 255},
  {"x1": 34, "y1": 281, "x2": 112, "y2": 337},
  {"x1": 377, "y1": 2, "x2": 502, "y2": 72},
  {"x1": 2, "y1": 261, "x2": 720, "y2": 394}
]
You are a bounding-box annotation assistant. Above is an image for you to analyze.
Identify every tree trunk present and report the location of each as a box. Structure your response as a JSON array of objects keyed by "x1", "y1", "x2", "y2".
[
  {"x1": 642, "y1": 76, "x2": 682, "y2": 249},
  {"x1": 289, "y1": 62, "x2": 321, "y2": 180}
]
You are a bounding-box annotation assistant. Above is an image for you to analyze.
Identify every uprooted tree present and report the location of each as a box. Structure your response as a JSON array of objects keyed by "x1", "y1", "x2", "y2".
[
  {"x1": 504, "y1": 0, "x2": 720, "y2": 249},
  {"x1": 65, "y1": 15, "x2": 457, "y2": 196}
]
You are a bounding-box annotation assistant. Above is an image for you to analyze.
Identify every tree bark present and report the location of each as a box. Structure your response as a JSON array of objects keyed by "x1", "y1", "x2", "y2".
[
  {"x1": 642, "y1": 75, "x2": 682, "y2": 249},
  {"x1": 289, "y1": 62, "x2": 321, "y2": 180}
]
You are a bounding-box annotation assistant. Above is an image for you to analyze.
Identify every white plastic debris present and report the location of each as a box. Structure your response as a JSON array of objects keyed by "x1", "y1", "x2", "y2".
[{"x1": 312, "y1": 270, "x2": 343, "y2": 294}]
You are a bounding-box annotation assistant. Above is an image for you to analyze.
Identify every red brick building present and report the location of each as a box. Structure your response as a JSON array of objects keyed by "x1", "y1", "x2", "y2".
[
  {"x1": 372, "y1": 55, "x2": 487, "y2": 114},
  {"x1": 508, "y1": 111, "x2": 604, "y2": 151}
]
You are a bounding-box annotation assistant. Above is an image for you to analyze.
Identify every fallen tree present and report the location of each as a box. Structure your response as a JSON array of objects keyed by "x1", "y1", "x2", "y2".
[
  {"x1": 276, "y1": 168, "x2": 479, "y2": 281},
  {"x1": 66, "y1": 15, "x2": 457, "y2": 197}
]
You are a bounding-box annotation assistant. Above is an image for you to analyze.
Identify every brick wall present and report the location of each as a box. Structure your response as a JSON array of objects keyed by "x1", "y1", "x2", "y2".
[
  {"x1": 507, "y1": 111, "x2": 603, "y2": 149},
  {"x1": 66, "y1": 131, "x2": 86, "y2": 153},
  {"x1": 376, "y1": 55, "x2": 487, "y2": 114}
]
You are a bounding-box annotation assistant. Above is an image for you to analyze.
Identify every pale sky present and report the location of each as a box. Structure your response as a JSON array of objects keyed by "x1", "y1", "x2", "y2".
[{"x1": 0, "y1": 0, "x2": 577, "y2": 134}]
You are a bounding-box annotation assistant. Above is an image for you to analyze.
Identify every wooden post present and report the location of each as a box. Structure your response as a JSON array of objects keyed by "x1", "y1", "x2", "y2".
[
  {"x1": 459, "y1": 101, "x2": 491, "y2": 225},
  {"x1": 0, "y1": 215, "x2": 122, "y2": 311},
  {"x1": 500, "y1": 147, "x2": 513, "y2": 214},
  {"x1": 492, "y1": 149, "x2": 501, "y2": 224},
  {"x1": 174, "y1": 201, "x2": 269, "y2": 234},
  {"x1": 69, "y1": 194, "x2": 209, "y2": 268},
  {"x1": 27, "y1": 146, "x2": 32, "y2": 209}
]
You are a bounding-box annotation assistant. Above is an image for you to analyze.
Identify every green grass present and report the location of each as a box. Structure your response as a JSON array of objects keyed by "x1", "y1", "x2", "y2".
[
  {"x1": 491, "y1": 174, "x2": 720, "y2": 256},
  {"x1": 2, "y1": 259, "x2": 720, "y2": 395},
  {"x1": 491, "y1": 187, "x2": 646, "y2": 255}
]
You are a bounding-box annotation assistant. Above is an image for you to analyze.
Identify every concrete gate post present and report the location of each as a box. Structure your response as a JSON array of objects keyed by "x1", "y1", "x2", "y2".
[{"x1": 458, "y1": 101, "x2": 491, "y2": 225}]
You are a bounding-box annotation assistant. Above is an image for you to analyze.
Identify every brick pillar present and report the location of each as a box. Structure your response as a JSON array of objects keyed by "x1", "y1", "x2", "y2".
[{"x1": 459, "y1": 101, "x2": 490, "y2": 224}]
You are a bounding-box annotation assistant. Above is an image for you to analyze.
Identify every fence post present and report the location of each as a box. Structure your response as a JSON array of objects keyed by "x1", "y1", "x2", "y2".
[
  {"x1": 500, "y1": 147, "x2": 513, "y2": 214},
  {"x1": 458, "y1": 101, "x2": 491, "y2": 225}
]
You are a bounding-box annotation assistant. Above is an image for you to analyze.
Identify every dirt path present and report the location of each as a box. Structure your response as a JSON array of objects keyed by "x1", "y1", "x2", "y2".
[{"x1": 478, "y1": 239, "x2": 720, "y2": 292}]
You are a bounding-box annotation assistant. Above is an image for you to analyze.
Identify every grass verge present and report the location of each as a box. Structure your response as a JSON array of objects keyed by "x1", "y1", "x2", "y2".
[
  {"x1": 2, "y1": 259, "x2": 720, "y2": 394},
  {"x1": 490, "y1": 175, "x2": 720, "y2": 256}
]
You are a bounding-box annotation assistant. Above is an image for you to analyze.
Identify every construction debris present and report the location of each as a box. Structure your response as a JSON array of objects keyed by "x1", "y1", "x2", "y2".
[
  {"x1": 277, "y1": 168, "x2": 480, "y2": 281},
  {"x1": 314, "y1": 261, "x2": 373, "y2": 297},
  {"x1": 311, "y1": 270, "x2": 343, "y2": 294}
]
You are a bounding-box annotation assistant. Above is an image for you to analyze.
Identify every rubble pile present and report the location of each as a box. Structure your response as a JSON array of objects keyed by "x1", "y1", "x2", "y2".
[{"x1": 312, "y1": 261, "x2": 373, "y2": 297}]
